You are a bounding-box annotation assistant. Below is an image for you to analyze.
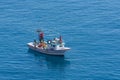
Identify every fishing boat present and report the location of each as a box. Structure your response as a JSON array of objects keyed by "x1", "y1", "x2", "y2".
[{"x1": 27, "y1": 30, "x2": 70, "y2": 56}]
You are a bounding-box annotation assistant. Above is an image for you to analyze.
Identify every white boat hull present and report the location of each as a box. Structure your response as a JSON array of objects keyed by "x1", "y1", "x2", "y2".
[{"x1": 27, "y1": 42, "x2": 70, "y2": 56}]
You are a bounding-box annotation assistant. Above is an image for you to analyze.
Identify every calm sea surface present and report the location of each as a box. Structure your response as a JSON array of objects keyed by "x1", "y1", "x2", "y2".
[{"x1": 0, "y1": 0, "x2": 120, "y2": 80}]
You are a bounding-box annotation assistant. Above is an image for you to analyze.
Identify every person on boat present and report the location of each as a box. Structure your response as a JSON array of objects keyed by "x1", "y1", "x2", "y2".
[
  {"x1": 59, "y1": 36, "x2": 63, "y2": 47},
  {"x1": 33, "y1": 39, "x2": 37, "y2": 48},
  {"x1": 39, "y1": 32, "x2": 44, "y2": 42},
  {"x1": 59, "y1": 36, "x2": 62, "y2": 43}
]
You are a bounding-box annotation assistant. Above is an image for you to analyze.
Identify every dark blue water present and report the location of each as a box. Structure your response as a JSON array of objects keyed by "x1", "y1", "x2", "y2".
[{"x1": 0, "y1": 0, "x2": 120, "y2": 80}]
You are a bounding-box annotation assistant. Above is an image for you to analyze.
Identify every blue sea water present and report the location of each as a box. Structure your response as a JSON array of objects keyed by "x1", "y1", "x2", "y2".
[{"x1": 0, "y1": 0, "x2": 120, "y2": 80}]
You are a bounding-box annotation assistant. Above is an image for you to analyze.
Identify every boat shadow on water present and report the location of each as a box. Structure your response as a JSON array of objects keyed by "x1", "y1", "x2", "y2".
[{"x1": 28, "y1": 49, "x2": 70, "y2": 69}]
